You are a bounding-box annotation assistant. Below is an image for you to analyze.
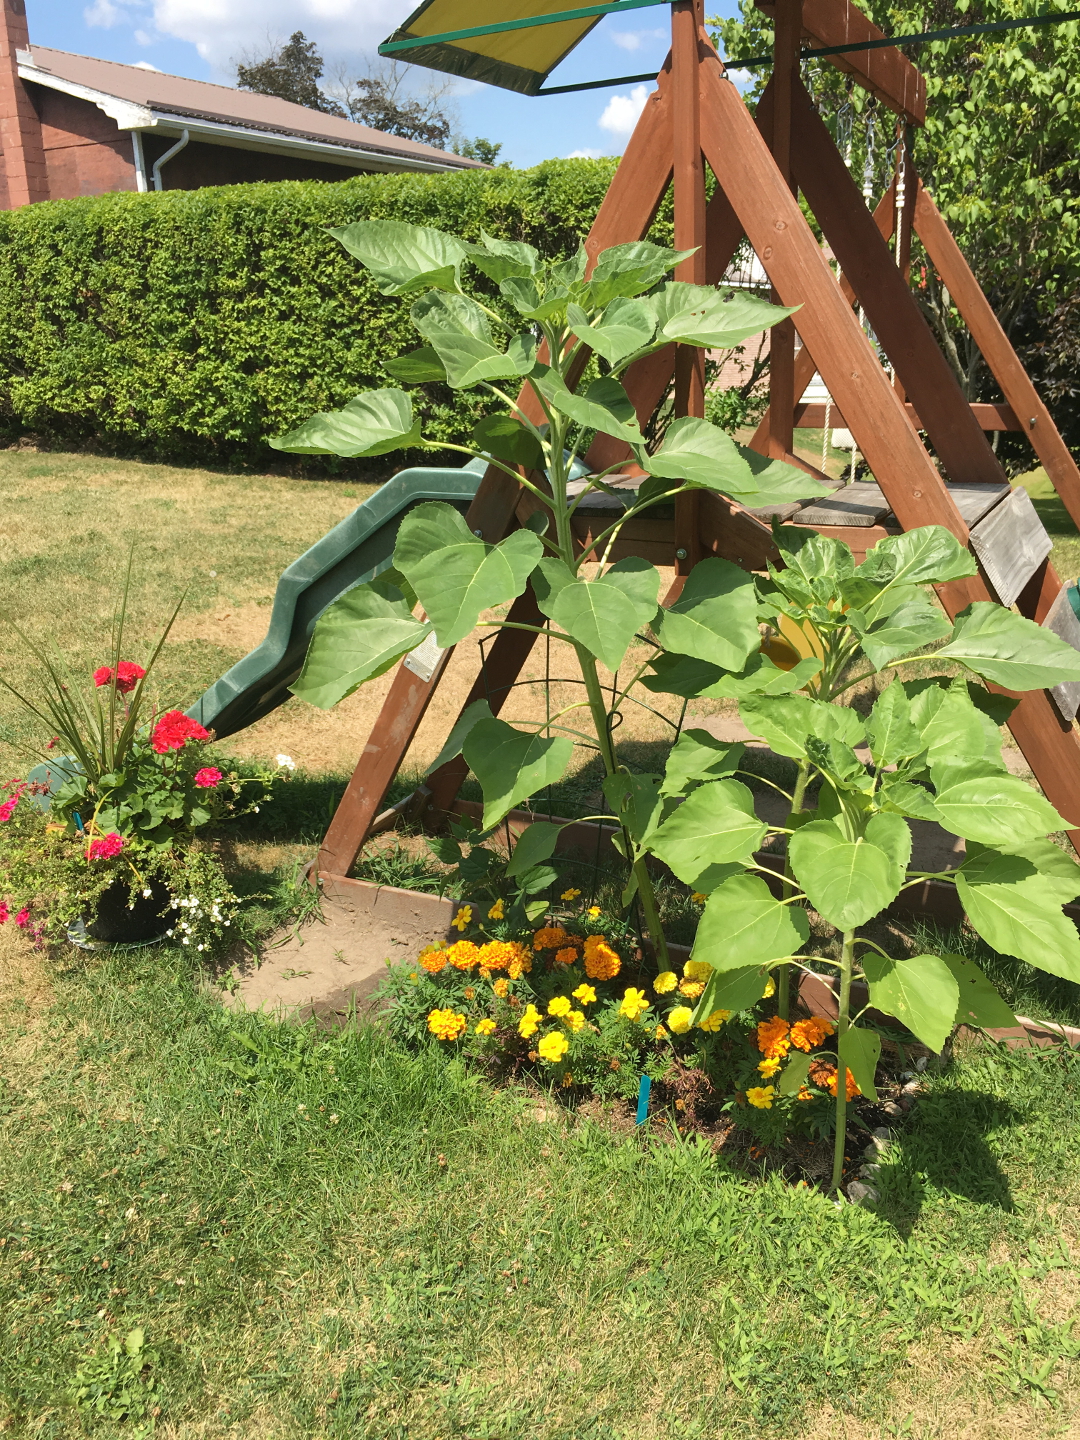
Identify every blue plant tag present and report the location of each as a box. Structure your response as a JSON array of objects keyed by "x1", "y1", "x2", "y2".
[{"x1": 636, "y1": 1073, "x2": 651, "y2": 1125}]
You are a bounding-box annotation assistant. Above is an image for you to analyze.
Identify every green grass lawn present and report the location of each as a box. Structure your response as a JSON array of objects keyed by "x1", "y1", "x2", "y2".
[
  {"x1": 1, "y1": 934, "x2": 1079, "y2": 1439},
  {"x1": 1, "y1": 447, "x2": 1080, "y2": 1436}
]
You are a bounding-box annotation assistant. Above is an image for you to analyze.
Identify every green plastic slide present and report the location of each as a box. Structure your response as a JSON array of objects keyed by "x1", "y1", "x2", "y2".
[{"x1": 186, "y1": 460, "x2": 486, "y2": 740}]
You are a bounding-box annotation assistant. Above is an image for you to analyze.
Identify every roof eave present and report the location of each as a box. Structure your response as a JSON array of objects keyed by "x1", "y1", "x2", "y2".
[{"x1": 17, "y1": 62, "x2": 476, "y2": 175}]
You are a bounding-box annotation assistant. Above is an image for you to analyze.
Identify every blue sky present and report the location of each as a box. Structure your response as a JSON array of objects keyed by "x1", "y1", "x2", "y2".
[{"x1": 28, "y1": 1, "x2": 743, "y2": 168}]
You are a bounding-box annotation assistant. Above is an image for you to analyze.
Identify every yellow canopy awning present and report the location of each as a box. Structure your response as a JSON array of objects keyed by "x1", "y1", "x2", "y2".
[{"x1": 382, "y1": 0, "x2": 620, "y2": 96}]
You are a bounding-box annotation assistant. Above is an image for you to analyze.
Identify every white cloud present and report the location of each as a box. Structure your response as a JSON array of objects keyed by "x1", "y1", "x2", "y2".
[
  {"x1": 133, "y1": 59, "x2": 161, "y2": 69},
  {"x1": 598, "y1": 84, "x2": 650, "y2": 140},
  {"x1": 134, "y1": 29, "x2": 156, "y2": 45},
  {"x1": 727, "y1": 66, "x2": 753, "y2": 89},
  {"x1": 566, "y1": 148, "x2": 603, "y2": 159},
  {"x1": 148, "y1": 0, "x2": 419, "y2": 70},
  {"x1": 609, "y1": 28, "x2": 664, "y2": 52},
  {"x1": 84, "y1": 0, "x2": 127, "y2": 26}
]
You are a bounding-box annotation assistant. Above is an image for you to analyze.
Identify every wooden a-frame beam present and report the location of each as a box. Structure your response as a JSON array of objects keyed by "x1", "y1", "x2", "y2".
[
  {"x1": 755, "y1": 0, "x2": 925, "y2": 124},
  {"x1": 694, "y1": 58, "x2": 1080, "y2": 842},
  {"x1": 788, "y1": 76, "x2": 1009, "y2": 491},
  {"x1": 913, "y1": 181, "x2": 1080, "y2": 532}
]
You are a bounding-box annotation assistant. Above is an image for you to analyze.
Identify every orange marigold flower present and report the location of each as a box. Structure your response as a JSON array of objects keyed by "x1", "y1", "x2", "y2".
[
  {"x1": 583, "y1": 933, "x2": 621, "y2": 981},
  {"x1": 756, "y1": 1015, "x2": 791, "y2": 1060},
  {"x1": 789, "y1": 1015, "x2": 835, "y2": 1052},
  {"x1": 553, "y1": 947, "x2": 578, "y2": 966},
  {"x1": 796, "y1": 1085, "x2": 814, "y2": 1101},
  {"x1": 808, "y1": 1059, "x2": 859, "y2": 1100},
  {"x1": 446, "y1": 940, "x2": 482, "y2": 971},
  {"x1": 418, "y1": 944, "x2": 448, "y2": 974},
  {"x1": 493, "y1": 978, "x2": 509, "y2": 998},
  {"x1": 478, "y1": 939, "x2": 531, "y2": 974},
  {"x1": 533, "y1": 926, "x2": 574, "y2": 951},
  {"x1": 678, "y1": 980, "x2": 705, "y2": 999}
]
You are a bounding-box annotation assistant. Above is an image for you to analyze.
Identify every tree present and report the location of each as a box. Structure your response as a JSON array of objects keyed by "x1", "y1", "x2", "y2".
[
  {"x1": 325, "y1": 60, "x2": 456, "y2": 149},
  {"x1": 236, "y1": 32, "x2": 345, "y2": 117},
  {"x1": 711, "y1": 2, "x2": 1080, "y2": 422},
  {"x1": 454, "y1": 137, "x2": 504, "y2": 166}
]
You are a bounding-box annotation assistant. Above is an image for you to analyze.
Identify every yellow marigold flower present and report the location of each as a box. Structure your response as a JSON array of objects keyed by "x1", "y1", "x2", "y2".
[
  {"x1": 691, "y1": 892, "x2": 707, "y2": 904},
  {"x1": 789, "y1": 1015, "x2": 835, "y2": 1052},
  {"x1": 419, "y1": 944, "x2": 448, "y2": 974},
  {"x1": 478, "y1": 968, "x2": 492, "y2": 982},
  {"x1": 548, "y1": 995, "x2": 572, "y2": 1017},
  {"x1": 587, "y1": 906, "x2": 601, "y2": 918},
  {"x1": 762, "y1": 976, "x2": 776, "y2": 999},
  {"x1": 758, "y1": 1057, "x2": 782, "y2": 1078},
  {"x1": 756, "y1": 1015, "x2": 791, "y2": 1060},
  {"x1": 537, "y1": 1030, "x2": 569, "y2": 1063},
  {"x1": 653, "y1": 971, "x2": 678, "y2": 994},
  {"x1": 493, "y1": 978, "x2": 509, "y2": 998},
  {"x1": 533, "y1": 926, "x2": 573, "y2": 951},
  {"x1": 554, "y1": 947, "x2": 578, "y2": 966},
  {"x1": 746, "y1": 1085, "x2": 776, "y2": 1110},
  {"x1": 667, "y1": 1006, "x2": 693, "y2": 1034},
  {"x1": 698, "y1": 1008, "x2": 730, "y2": 1033},
  {"x1": 446, "y1": 940, "x2": 481, "y2": 971},
  {"x1": 564, "y1": 1009, "x2": 586, "y2": 1032},
  {"x1": 487, "y1": 898, "x2": 505, "y2": 920},
  {"x1": 683, "y1": 959, "x2": 713, "y2": 983},
  {"x1": 561, "y1": 887, "x2": 581, "y2": 901},
  {"x1": 451, "y1": 905, "x2": 472, "y2": 932},
  {"x1": 518, "y1": 1004, "x2": 542, "y2": 1039},
  {"x1": 679, "y1": 980, "x2": 705, "y2": 999},
  {"x1": 427, "y1": 1008, "x2": 467, "y2": 1042},
  {"x1": 583, "y1": 934, "x2": 620, "y2": 980},
  {"x1": 572, "y1": 983, "x2": 596, "y2": 1005},
  {"x1": 475, "y1": 1018, "x2": 497, "y2": 1036},
  {"x1": 654, "y1": 1024, "x2": 668, "y2": 1040},
  {"x1": 619, "y1": 987, "x2": 650, "y2": 1021}
]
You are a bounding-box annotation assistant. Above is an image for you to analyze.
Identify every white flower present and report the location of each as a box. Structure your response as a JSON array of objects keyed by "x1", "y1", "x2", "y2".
[
  {"x1": 182, "y1": 937, "x2": 189, "y2": 945},
  {"x1": 276, "y1": 754, "x2": 296, "y2": 770},
  {"x1": 142, "y1": 888, "x2": 152, "y2": 898},
  {"x1": 253, "y1": 806, "x2": 260, "y2": 813}
]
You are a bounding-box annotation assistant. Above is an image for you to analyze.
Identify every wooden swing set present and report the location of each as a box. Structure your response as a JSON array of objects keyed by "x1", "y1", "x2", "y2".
[{"x1": 316, "y1": 0, "x2": 1080, "y2": 883}]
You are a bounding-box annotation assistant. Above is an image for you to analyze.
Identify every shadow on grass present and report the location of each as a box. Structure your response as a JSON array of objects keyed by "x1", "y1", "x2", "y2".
[{"x1": 875, "y1": 1085, "x2": 1017, "y2": 1238}]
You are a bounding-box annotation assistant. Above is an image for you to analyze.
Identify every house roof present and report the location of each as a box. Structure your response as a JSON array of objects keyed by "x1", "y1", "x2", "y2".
[{"x1": 18, "y1": 46, "x2": 484, "y2": 175}]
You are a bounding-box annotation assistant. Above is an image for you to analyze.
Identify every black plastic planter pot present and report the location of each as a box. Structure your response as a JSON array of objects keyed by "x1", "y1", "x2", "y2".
[{"x1": 69, "y1": 878, "x2": 177, "y2": 950}]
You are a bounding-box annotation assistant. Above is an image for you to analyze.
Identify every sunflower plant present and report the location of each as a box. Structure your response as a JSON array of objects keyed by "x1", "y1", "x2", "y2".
[
  {"x1": 273, "y1": 222, "x2": 1080, "y2": 1195},
  {"x1": 271, "y1": 220, "x2": 828, "y2": 968}
]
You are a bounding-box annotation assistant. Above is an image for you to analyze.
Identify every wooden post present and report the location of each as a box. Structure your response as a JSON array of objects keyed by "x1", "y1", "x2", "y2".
[
  {"x1": 766, "y1": 0, "x2": 801, "y2": 463},
  {"x1": 671, "y1": 0, "x2": 707, "y2": 574}
]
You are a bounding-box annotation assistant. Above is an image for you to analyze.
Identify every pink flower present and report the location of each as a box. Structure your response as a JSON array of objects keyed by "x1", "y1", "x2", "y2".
[
  {"x1": 0, "y1": 902, "x2": 9, "y2": 924},
  {"x1": 0, "y1": 783, "x2": 26, "y2": 822},
  {"x1": 94, "y1": 662, "x2": 146, "y2": 695},
  {"x1": 194, "y1": 767, "x2": 222, "y2": 789},
  {"x1": 151, "y1": 710, "x2": 209, "y2": 754},
  {"x1": 87, "y1": 832, "x2": 124, "y2": 860},
  {"x1": 14, "y1": 907, "x2": 30, "y2": 928}
]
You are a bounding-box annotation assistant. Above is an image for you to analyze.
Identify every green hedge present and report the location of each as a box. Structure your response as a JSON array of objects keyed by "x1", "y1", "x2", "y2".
[{"x1": 0, "y1": 158, "x2": 662, "y2": 469}]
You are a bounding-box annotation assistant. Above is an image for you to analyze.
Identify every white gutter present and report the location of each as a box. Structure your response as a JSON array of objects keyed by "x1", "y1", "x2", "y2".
[
  {"x1": 151, "y1": 128, "x2": 189, "y2": 190},
  {"x1": 16, "y1": 61, "x2": 470, "y2": 175}
]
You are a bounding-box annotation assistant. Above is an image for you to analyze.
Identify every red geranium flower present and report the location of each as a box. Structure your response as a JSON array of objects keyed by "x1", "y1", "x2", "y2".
[
  {"x1": 151, "y1": 710, "x2": 209, "y2": 754},
  {"x1": 0, "y1": 902, "x2": 9, "y2": 924},
  {"x1": 94, "y1": 662, "x2": 146, "y2": 694},
  {"x1": 87, "y1": 832, "x2": 124, "y2": 860},
  {"x1": 14, "y1": 906, "x2": 30, "y2": 927},
  {"x1": 194, "y1": 767, "x2": 222, "y2": 789}
]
